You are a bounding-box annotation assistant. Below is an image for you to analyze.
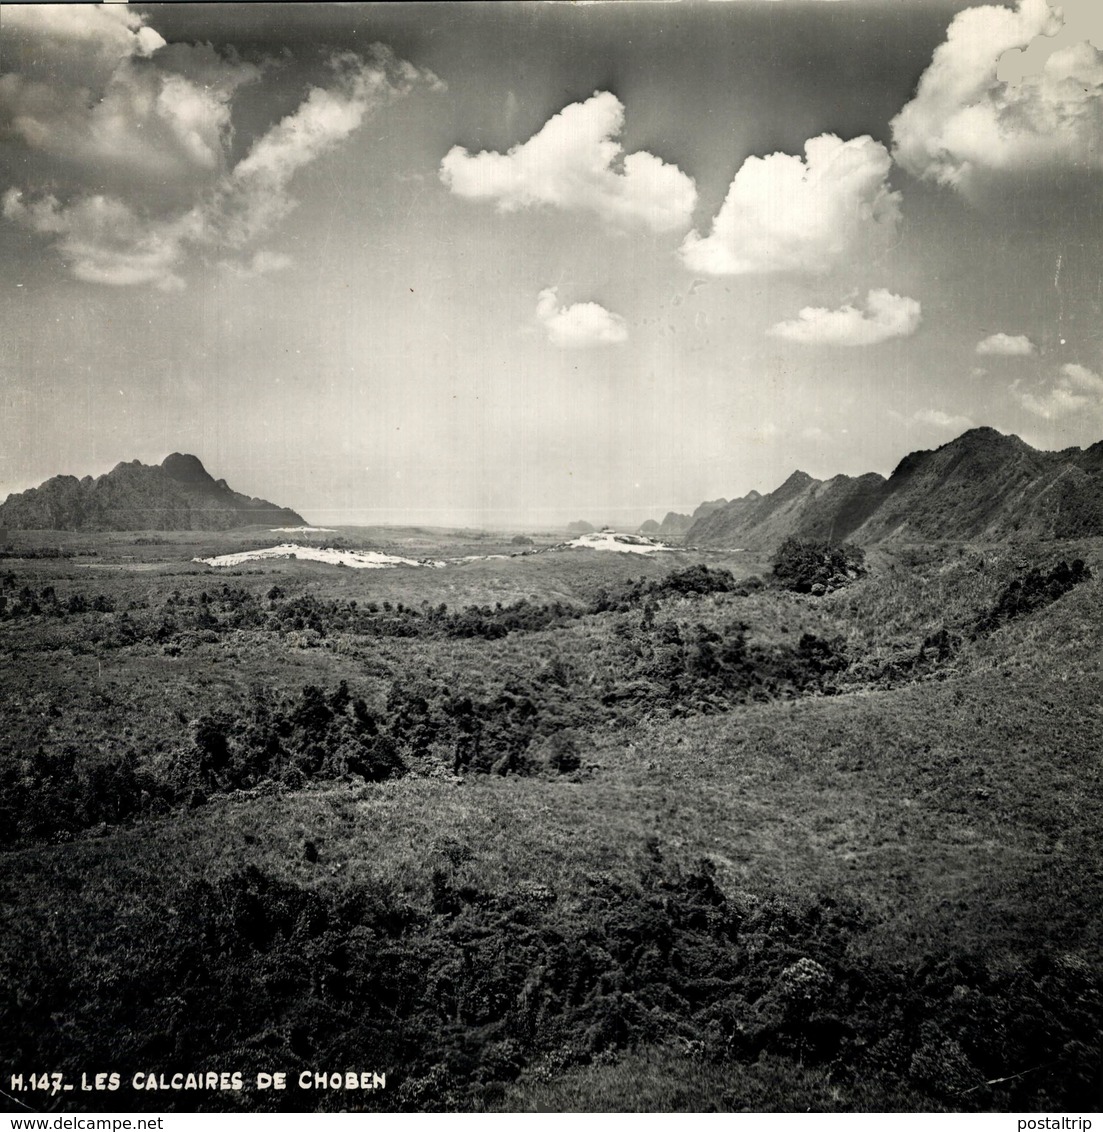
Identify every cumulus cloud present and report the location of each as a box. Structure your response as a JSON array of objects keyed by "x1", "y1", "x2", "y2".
[
  {"x1": 440, "y1": 91, "x2": 697, "y2": 233},
  {"x1": 1, "y1": 4, "x2": 166, "y2": 74},
  {"x1": 914, "y1": 408, "x2": 975, "y2": 431},
  {"x1": 767, "y1": 289, "x2": 921, "y2": 346},
  {"x1": 976, "y1": 332, "x2": 1038, "y2": 356},
  {"x1": 1018, "y1": 361, "x2": 1103, "y2": 417},
  {"x1": 680, "y1": 134, "x2": 900, "y2": 275},
  {"x1": 2, "y1": 189, "x2": 198, "y2": 290},
  {"x1": 0, "y1": 10, "x2": 258, "y2": 199},
  {"x1": 1019, "y1": 386, "x2": 1092, "y2": 418},
  {"x1": 891, "y1": 0, "x2": 1103, "y2": 198},
  {"x1": 535, "y1": 287, "x2": 628, "y2": 348},
  {"x1": 1, "y1": 9, "x2": 440, "y2": 289}
]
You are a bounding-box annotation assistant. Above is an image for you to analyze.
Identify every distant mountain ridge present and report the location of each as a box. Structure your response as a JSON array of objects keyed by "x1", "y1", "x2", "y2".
[
  {"x1": 681, "y1": 428, "x2": 1103, "y2": 548},
  {"x1": 0, "y1": 453, "x2": 306, "y2": 531},
  {"x1": 639, "y1": 499, "x2": 729, "y2": 539}
]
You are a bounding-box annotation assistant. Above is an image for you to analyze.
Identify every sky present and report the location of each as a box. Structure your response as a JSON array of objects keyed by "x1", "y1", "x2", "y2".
[{"x1": 3, "y1": 0, "x2": 1103, "y2": 528}]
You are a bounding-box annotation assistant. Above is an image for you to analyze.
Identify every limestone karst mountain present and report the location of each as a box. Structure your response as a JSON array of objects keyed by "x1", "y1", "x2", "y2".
[
  {"x1": 0, "y1": 453, "x2": 306, "y2": 531},
  {"x1": 642, "y1": 499, "x2": 729, "y2": 539},
  {"x1": 678, "y1": 428, "x2": 1103, "y2": 548}
]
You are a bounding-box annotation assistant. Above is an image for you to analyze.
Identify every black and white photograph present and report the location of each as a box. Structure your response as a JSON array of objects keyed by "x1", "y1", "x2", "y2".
[{"x1": 1, "y1": 0, "x2": 1102, "y2": 1116}]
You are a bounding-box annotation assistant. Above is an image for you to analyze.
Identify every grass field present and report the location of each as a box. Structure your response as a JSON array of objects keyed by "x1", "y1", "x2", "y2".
[{"x1": 0, "y1": 528, "x2": 1100, "y2": 1113}]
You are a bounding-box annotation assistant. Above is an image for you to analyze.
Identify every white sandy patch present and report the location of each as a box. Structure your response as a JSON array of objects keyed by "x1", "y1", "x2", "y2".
[
  {"x1": 194, "y1": 543, "x2": 444, "y2": 569},
  {"x1": 560, "y1": 531, "x2": 676, "y2": 554},
  {"x1": 269, "y1": 526, "x2": 338, "y2": 533}
]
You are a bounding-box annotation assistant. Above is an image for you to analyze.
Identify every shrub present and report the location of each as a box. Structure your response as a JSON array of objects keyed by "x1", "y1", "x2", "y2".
[
  {"x1": 194, "y1": 713, "x2": 232, "y2": 785},
  {"x1": 544, "y1": 730, "x2": 582, "y2": 774}
]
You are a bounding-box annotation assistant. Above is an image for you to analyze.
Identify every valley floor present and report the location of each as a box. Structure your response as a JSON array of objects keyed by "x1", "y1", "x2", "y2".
[{"x1": 0, "y1": 530, "x2": 1100, "y2": 1113}]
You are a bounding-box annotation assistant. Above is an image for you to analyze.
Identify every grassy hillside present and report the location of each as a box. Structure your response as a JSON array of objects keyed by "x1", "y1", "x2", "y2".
[{"x1": 0, "y1": 531, "x2": 1099, "y2": 1112}]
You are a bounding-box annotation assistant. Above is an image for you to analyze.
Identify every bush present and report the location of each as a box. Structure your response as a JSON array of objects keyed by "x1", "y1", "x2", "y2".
[
  {"x1": 544, "y1": 730, "x2": 582, "y2": 774},
  {"x1": 973, "y1": 559, "x2": 1092, "y2": 635},
  {"x1": 771, "y1": 538, "x2": 866, "y2": 594}
]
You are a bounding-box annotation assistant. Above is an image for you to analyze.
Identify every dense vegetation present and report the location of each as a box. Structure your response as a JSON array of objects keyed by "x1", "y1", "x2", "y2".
[
  {"x1": 771, "y1": 538, "x2": 866, "y2": 594},
  {"x1": 973, "y1": 558, "x2": 1092, "y2": 634},
  {"x1": 0, "y1": 533, "x2": 1100, "y2": 1112},
  {"x1": 4, "y1": 844, "x2": 1098, "y2": 1113},
  {"x1": 0, "y1": 564, "x2": 851, "y2": 844},
  {"x1": 0, "y1": 548, "x2": 1093, "y2": 841}
]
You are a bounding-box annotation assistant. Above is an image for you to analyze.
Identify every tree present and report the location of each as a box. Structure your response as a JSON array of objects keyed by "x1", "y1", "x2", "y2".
[{"x1": 771, "y1": 537, "x2": 866, "y2": 594}]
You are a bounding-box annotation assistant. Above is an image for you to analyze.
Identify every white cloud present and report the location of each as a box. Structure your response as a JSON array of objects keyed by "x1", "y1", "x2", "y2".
[
  {"x1": 1062, "y1": 362, "x2": 1103, "y2": 393},
  {"x1": 440, "y1": 91, "x2": 697, "y2": 233},
  {"x1": 976, "y1": 332, "x2": 1037, "y2": 356},
  {"x1": 156, "y1": 73, "x2": 241, "y2": 171},
  {"x1": 680, "y1": 134, "x2": 900, "y2": 275},
  {"x1": 1019, "y1": 386, "x2": 1091, "y2": 418},
  {"x1": 210, "y1": 50, "x2": 423, "y2": 249},
  {"x1": 0, "y1": 11, "x2": 257, "y2": 196},
  {"x1": 914, "y1": 408, "x2": 975, "y2": 431},
  {"x1": 891, "y1": 0, "x2": 1103, "y2": 198},
  {"x1": 2, "y1": 29, "x2": 440, "y2": 288},
  {"x1": 1018, "y1": 362, "x2": 1103, "y2": 417},
  {"x1": 535, "y1": 287, "x2": 628, "y2": 348},
  {"x1": 2, "y1": 190, "x2": 197, "y2": 290},
  {"x1": 0, "y1": 5, "x2": 166, "y2": 72},
  {"x1": 767, "y1": 289, "x2": 921, "y2": 347}
]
